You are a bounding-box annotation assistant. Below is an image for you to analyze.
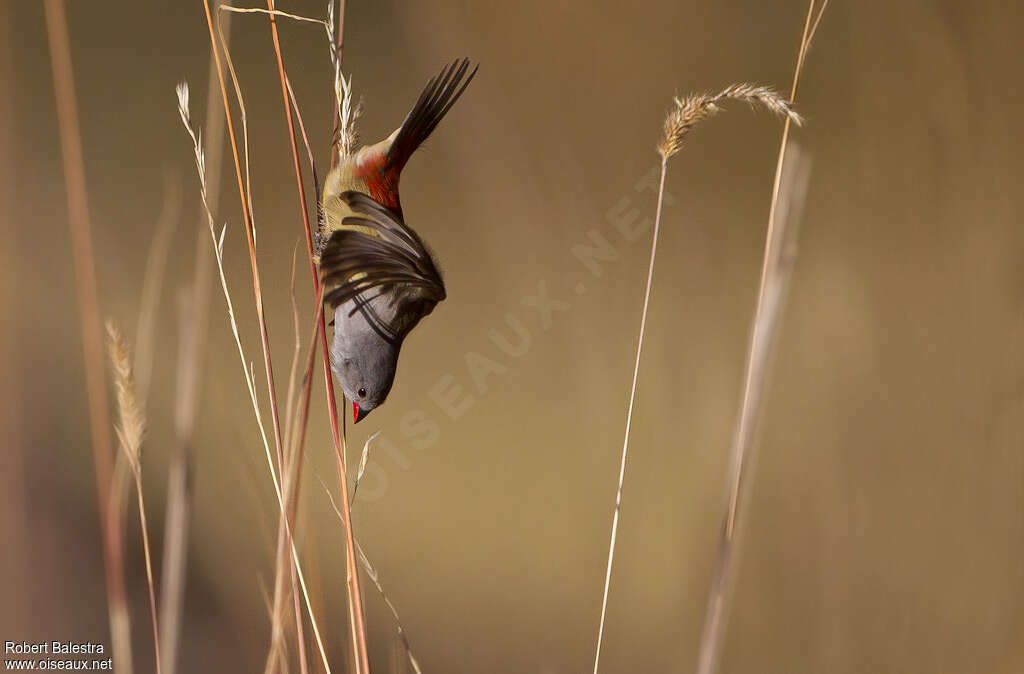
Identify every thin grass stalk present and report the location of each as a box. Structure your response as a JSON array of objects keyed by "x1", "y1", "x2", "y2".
[
  {"x1": 592, "y1": 85, "x2": 801, "y2": 674},
  {"x1": 42, "y1": 2, "x2": 131, "y2": 670},
  {"x1": 134, "y1": 476, "x2": 162, "y2": 673},
  {"x1": 321, "y1": 482, "x2": 423, "y2": 674},
  {"x1": 199, "y1": 5, "x2": 303, "y2": 667},
  {"x1": 105, "y1": 323, "x2": 162, "y2": 674},
  {"x1": 329, "y1": 0, "x2": 346, "y2": 165},
  {"x1": 126, "y1": 174, "x2": 181, "y2": 674},
  {"x1": 274, "y1": 286, "x2": 332, "y2": 673},
  {"x1": 592, "y1": 61, "x2": 804, "y2": 674},
  {"x1": 201, "y1": 0, "x2": 286, "y2": 476},
  {"x1": 160, "y1": 13, "x2": 232, "y2": 672},
  {"x1": 207, "y1": 9, "x2": 332, "y2": 669},
  {"x1": 283, "y1": 243, "x2": 304, "y2": 456},
  {"x1": 265, "y1": 244, "x2": 310, "y2": 674},
  {"x1": 248, "y1": 21, "x2": 366, "y2": 665},
  {"x1": 591, "y1": 155, "x2": 668, "y2": 674},
  {"x1": 133, "y1": 170, "x2": 181, "y2": 408},
  {"x1": 176, "y1": 83, "x2": 332, "y2": 674},
  {"x1": 120, "y1": 157, "x2": 180, "y2": 674},
  {"x1": 267, "y1": 485, "x2": 308, "y2": 674},
  {"x1": 260, "y1": 7, "x2": 321, "y2": 671},
  {"x1": 0, "y1": 1, "x2": 30, "y2": 622},
  {"x1": 271, "y1": 12, "x2": 370, "y2": 669},
  {"x1": 693, "y1": 3, "x2": 828, "y2": 674},
  {"x1": 219, "y1": 18, "x2": 365, "y2": 655}
]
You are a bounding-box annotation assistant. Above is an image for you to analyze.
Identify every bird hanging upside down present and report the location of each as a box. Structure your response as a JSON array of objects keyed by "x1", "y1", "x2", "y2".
[{"x1": 318, "y1": 58, "x2": 478, "y2": 424}]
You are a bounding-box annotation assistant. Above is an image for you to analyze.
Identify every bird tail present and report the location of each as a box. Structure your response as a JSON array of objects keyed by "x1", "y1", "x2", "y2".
[{"x1": 386, "y1": 58, "x2": 479, "y2": 173}]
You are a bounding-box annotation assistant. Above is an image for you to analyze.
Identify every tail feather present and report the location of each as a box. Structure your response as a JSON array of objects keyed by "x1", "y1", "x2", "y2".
[{"x1": 387, "y1": 58, "x2": 478, "y2": 172}]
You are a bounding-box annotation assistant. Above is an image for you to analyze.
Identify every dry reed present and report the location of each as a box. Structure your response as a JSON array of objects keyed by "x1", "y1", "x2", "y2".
[
  {"x1": 42, "y1": 0, "x2": 132, "y2": 670},
  {"x1": 592, "y1": 43, "x2": 805, "y2": 674},
  {"x1": 217, "y1": 4, "x2": 372, "y2": 671},
  {"x1": 694, "y1": 3, "x2": 828, "y2": 673},
  {"x1": 320, "y1": 480, "x2": 424, "y2": 674},
  {"x1": 176, "y1": 81, "x2": 332, "y2": 674},
  {"x1": 160, "y1": 12, "x2": 233, "y2": 672},
  {"x1": 215, "y1": 5, "x2": 370, "y2": 670}
]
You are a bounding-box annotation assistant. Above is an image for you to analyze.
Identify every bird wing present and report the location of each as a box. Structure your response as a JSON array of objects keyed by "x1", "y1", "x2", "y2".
[{"x1": 320, "y1": 191, "x2": 446, "y2": 323}]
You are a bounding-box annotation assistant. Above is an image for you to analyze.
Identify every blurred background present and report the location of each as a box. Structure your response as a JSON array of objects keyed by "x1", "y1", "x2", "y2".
[{"x1": 4, "y1": 1, "x2": 1024, "y2": 672}]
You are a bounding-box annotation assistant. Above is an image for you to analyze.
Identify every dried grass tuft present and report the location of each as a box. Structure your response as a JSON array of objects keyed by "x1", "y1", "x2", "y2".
[
  {"x1": 327, "y1": 0, "x2": 361, "y2": 160},
  {"x1": 105, "y1": 321, "x2": 145, "y2": 473},
  {"x1": 658, "y1": 83, "x2": 802, "y2": 160}
]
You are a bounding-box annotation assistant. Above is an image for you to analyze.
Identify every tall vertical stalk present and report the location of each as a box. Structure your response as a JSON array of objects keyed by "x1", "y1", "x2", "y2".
[
  {"x1": 258, "y1": 2, "x2": 370, "y2": 672},
  {"x1": 591, "y1": 79, "x2": 804, "y2": 674},
  {"x1": 160, "y1": 8, "x2": 232, "y2": 674},
  {"x1": 42, "y1": 1, "x2": 131, "y2": 670},
  {"x1": 693, "y1": 3, "x2": 828, "y2": 674}
]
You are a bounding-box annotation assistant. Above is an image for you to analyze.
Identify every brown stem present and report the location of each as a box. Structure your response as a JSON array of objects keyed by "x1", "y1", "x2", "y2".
[
  {"x1": 262, "y1": 4, "x2": 370, "y2": 673},
  {"x1": 42, "y1": 1, "x2": 131, "y2": 670},
  {"x1": 133, "y1": 475, "x2": 163, "y2": 674},
  {"x1": 160, "y1": 8, "x2": 232, "y2": 672},
  {"x1": 693, "y1": 3, "x2": 828, "y2": 674},
  {"x1": 200, "y1": 0, "x2": 285, "y2": 471}
]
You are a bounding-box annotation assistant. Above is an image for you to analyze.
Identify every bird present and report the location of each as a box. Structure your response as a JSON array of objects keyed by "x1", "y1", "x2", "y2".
[{"x1": 318, "y1": 58, "x2": 477, "y2": 424}]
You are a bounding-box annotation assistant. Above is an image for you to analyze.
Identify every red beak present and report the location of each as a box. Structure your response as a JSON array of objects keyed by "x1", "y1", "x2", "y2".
[{"x1": 352, "y1": 401, "x2": 368, "y2": 424}]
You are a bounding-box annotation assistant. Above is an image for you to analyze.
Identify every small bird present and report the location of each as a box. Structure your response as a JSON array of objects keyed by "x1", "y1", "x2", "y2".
[{"x1": 319, "y1": 58, "x2": 477, "y2": 423}]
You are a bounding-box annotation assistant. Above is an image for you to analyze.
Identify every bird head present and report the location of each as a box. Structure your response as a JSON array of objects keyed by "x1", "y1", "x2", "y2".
[{"x1": 330, "y1": 314, "x2": 399, "y2": 424}]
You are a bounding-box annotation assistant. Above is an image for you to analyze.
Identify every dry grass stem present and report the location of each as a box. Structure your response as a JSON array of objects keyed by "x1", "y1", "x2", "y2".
[
  {"x1": 694, "y1": 3, "x2": 828, "y2": 674},
  {"x1": 241, "y1": 3, "x2": 369, "y2": 670},
  {"x1": 266, "y1": 12, "x2": 371, "y2": 671},
  {"x1": 327, "y1": 0, "x2": 358, "y2": 162},
  {"x1": 42, "y1": 1, "x2": 132, "y2": 669},
  {"x1": 271, "y1": 284, "x2": 331, "y2": 674},
  {"x1": 349, "y1": 431, "x2": 381, "y2": 506},
  {"x1": 176, "y1": 83, "x2": 331, "y2": 674},
  {"x1": 199, "y1": 8, "x2": 304, "y2": 668},
  {"x1": 594, "y1": 27, "x2": 818, "y2": 674},
  {"x1": 207, "y1": 7, "x2": 283, "y2": 459},
  {"x1": 105, "y1": 322, "x2": 162, "y2": 674},
  {"x1": 322, "y1": 482, "x2": 423, "y2": 674},
  {"x1": 219, "y1": 6, "x2": 369, "y2": 669},
  {"x1": 283, "y1": 241, "x2": 304, "y2": 456},
  {"x1": 133, "y1": 169, "x2": 182, "y2": 408},
  {"x1": 591, "y1": 156, "x2": 667, "y2": 674},
  {"x1": 161, "y1": 13, "x2": 232, "y2": 669}
]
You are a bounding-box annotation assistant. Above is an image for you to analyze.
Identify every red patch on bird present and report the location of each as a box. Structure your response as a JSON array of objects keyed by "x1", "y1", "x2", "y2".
[
  {"x1": 353, "y1": 400, "x2": 360, "y2": 423},
  {"x1": 366, "y1": 172, "x2": 401, "y2": 212},
  {"x1": 356, "y1": 149, "x2": 402, "y2": 212}
]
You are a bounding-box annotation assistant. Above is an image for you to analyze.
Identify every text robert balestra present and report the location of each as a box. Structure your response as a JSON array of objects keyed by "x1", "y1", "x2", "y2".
[{"x1": 5, "y1": 641, "x2": 106, "y2": 655}]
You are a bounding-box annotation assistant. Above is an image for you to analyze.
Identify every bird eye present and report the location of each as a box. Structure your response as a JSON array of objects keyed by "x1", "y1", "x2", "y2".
[{"x1": 358, "y1": 387, "x2": 366, "y2": 398}]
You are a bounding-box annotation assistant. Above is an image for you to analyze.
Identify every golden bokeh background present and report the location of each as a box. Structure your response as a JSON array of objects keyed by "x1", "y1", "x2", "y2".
[{"x1": 4, "y1": 1, "x2": 1024, "y2": 672}]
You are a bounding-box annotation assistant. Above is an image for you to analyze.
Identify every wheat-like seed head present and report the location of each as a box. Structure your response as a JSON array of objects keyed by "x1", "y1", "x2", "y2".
[
  {"x1": 327, "y1": 0, "x2": 361, "y2": 160},
  {"x1": 658, "y1": 83, "x2": 803, "y2": 160},
  {"x1": 105, "y1": 321, "x2": 145, "y2": 473},
  {"x1": 334, "y1": 70, "x2": 363, "y2": 159}
]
